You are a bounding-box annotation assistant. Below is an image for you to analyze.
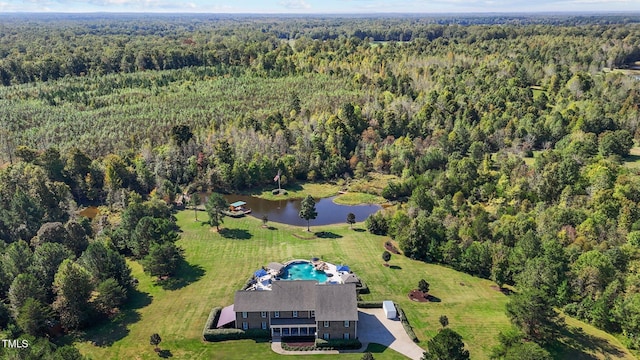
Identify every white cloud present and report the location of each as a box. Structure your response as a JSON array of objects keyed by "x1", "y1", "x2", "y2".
[{"x1": 279, "y1": 0, "x2": 311, "y2": 9}]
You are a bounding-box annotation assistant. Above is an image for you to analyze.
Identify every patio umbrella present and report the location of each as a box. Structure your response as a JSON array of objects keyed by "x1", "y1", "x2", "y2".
[{"x1": 254, "y1": 269, "x2": 268, "y2": 277}]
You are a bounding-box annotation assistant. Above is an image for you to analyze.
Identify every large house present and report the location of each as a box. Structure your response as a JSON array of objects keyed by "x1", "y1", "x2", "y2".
[{"x1": 233, "y1": 280, "x2": 358, "y2": 340}]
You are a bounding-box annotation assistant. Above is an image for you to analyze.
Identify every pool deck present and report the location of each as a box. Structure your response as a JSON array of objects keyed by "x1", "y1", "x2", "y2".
[{"x1": 247, "y1": 259, "x2": 348, "y2": 291}]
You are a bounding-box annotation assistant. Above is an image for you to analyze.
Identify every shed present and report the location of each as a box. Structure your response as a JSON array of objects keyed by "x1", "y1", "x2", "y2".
[{"x1": 383, "y1": 300, "x2": 396, "y2": 319}]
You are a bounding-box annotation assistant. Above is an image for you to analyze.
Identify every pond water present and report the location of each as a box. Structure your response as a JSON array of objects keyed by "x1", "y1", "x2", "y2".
[{"x1": 221, "y1": 194, "x2": 381, "y2": 226}]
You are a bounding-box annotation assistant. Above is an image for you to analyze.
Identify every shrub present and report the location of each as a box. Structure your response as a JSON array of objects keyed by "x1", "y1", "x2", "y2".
[
  {"x1": 202, "y1": 307, "x2": 222, "y2": 337},
  {"x1": 365, "y1": 212, "x2": 388, "y2": 235},
  {"x1": 356, "y1": 279, "x2": 370, "y2": 294},
  {"x1": 203, "y1": 328, "x2": 270, "y2": 342},
  {"x1": 357, "y1": 301, "x2": 383, "y2": 308},
  {"x1": 395, "y1": 303, "x2": 418, "y2": 343},
  {"x1": 315, "y1": 338, "x2": 361, "y2": 349}
]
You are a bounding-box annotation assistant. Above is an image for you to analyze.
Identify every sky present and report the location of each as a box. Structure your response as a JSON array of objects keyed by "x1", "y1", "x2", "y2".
[{"x1": 0, "y1": 0, "x2": 638, "y2": 13}]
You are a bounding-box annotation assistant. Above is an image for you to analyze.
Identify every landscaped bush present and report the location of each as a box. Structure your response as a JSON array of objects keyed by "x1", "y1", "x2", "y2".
[
  {"x1": 203, "y1": 328, "x2": 270, "y2": 342},
  {"x1": 356, "y1": 279, "x2": 370, "y2": 294},
  {"x1": 202, "y1": 307, "x2": 222, "y2": 338},
  {"x1": 240, "y1": 276, "x2": 254, "y2": 291},
  {"x1": 357, "y1": 301, "x2": 383, "y2": 308},
  {"x1": 395, "y1": 303, "x2": 419, "y2": 343},
  {"x1": 314, "y1": 338, "x2": 361, "y2": 349}
]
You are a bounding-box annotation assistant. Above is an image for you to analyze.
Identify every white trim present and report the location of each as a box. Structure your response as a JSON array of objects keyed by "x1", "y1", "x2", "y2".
[
  {"x1": 242, "y1": 311, "x2": 247, "y2": 318},
  {"x1": 323, "y1": 321, "x2": 329, "y2": 328},
  {"x1": 274, "y1": 311, "x2": 280, "y2": 318},
  {"x1": 344, "y1": 320, "x2": 349, "y2": 328},
  {"x1": 261, "y1": 311, "x2": 267, "y2": 318},
  {"x1": 293, "y1": 311, "x2": 298, "y2": 318}
]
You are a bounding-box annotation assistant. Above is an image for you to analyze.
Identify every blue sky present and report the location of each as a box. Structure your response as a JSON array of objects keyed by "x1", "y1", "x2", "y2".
[{"x1": 0, "y1": 0, "x2": 638, "y2": 13}]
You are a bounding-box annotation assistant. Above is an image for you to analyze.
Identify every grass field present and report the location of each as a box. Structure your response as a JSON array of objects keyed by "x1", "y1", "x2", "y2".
[
  {"x1": 624, "y1": 147, "x2": 640, "y2": 169},
  {"x1": 70, "y1": 211, "x2": 634, "y2": 360}
]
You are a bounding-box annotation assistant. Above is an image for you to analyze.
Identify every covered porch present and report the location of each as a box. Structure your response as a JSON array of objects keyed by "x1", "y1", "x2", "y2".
[{"x1": 270, "y1": 318, "x2": 317, "y2": 338}]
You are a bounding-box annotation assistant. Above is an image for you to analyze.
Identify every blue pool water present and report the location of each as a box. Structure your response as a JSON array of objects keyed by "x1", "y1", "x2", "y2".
[{"x1": 281, "y1": 262, "x2": 328, "y2": 283}]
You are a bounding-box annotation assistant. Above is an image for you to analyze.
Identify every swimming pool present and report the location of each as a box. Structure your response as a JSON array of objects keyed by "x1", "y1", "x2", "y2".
[{"x1": 280, "y1": 262, "x2": 328, "y2": 283}]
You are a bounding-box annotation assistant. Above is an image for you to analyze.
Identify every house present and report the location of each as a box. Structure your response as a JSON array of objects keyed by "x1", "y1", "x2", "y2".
[{"x1": 233, "y1": 280, "x2": 358, "y2": 340}]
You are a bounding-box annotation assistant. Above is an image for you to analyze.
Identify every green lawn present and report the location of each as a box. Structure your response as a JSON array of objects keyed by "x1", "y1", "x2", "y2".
[
  {"x1": 70, "y1": 210, "x2": 634, "y2": 359},
  {"x1": 624, "y1": 147, "x2": 640, "y2": 169}
]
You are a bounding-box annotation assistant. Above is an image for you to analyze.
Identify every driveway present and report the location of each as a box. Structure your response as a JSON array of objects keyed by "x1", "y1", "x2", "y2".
[{"x1": 358, "y1": 308, "x2": 425, "y2": 360}]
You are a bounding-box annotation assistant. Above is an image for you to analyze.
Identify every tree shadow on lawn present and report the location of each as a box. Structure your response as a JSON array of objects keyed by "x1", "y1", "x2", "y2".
[
  {"x1": 353, "y1": 228, "x2": 366, "y2": 232},
  {"x1": 314, "y1": 231, "x2": 343, "y2": 239},
  {"x1": 389, "y1": 265, "x2": 402, "y2": 270},
  {"x1": 548, "y1": 324, "x2": 628, "y2": 360},
  {"x1": 219, "y1": 228, "x2": 253, "y2": 240},
  {"x1": 158, "y1": 259, "x2": 206, "y2": 291},
  {"x1": 70, "y1": 289, "x2": 153, "y2": 347}
]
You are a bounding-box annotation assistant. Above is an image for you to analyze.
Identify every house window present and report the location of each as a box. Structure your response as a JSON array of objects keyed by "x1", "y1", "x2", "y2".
[
  {"x1": 344, "y1": 321, "x2": 349, "y2": 328},
  {"x1": 242, "y1": 322, "x2": 248, "y2": 330},
  {"x1": 293, "y1": 311, "x2": 298, "y2": 318},
  {"x1": 324, "y1": 321, "x2": 329, "y2": 328},
  {"x1": 261, "y1": 311, "x2": 267, "y2": 318},
  {"x1": 274, "y1": 311, "x2": 280, "y2": 318},
  {"x1": 343, "y1": 333, "x2": 350, "y2": 340},
  {"x1": 310, "y1": 310, "x2": 315, "y2": 317},
  {"x1": 242, "y1": 312, "x2": 247, "y2": 319},
  {"x1": 261, "y1": 321, "x2": 267, "y2": 330},
  {"x1": 323, "y1": 333, "x2": 330, "y2": 340}
]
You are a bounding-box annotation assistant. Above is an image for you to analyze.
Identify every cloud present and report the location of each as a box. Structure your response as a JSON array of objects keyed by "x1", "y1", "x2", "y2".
[{"x1": 279, "y1": 0, "x2": 311, "y2": 9}]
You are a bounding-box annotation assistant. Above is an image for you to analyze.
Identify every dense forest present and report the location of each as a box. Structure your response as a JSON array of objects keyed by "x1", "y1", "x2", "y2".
[{"x1": 1, "y1": 13, "x2": 640, "y2": 359}]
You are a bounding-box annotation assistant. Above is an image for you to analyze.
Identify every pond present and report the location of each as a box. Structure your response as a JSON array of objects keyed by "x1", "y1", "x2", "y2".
[{"x1": 221, "y1": 194, "x2": 381, "y2": 226}]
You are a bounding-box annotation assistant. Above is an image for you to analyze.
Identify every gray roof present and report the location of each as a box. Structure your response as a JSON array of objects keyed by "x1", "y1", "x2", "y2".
[
  {"x1": 234, "y1": 281, "x2": 358, "y2": 321},
  {"x1": 340, "y1": 273, "x2": 359, "y2": 284},
  {"x1": 267, "y1": 262, "x2": 284, "y2": 272},
  {"x1": 314, "y1": 283, "x2": 358, "y2": 321},
  {"x1": 235, "y1": 281, "x2": 317, "y2": 312}
]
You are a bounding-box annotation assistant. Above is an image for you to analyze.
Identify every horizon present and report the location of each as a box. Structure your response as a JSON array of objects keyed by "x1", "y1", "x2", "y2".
[{"x1": 1, "y1": 0, "x2": 638, "y2": 14}]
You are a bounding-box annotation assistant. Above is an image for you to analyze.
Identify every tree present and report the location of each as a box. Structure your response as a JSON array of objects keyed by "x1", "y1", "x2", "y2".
[
  {"x1": 94, "y1": 278, "x2": 127, "y2": 315},
  {"x1": 262, "y1": 214, "x2": 269, "y2": 227},
  {"x1": 361, "y1": 352, "x2": 375, "y2": 360},
  {"x1": 142, "y1": 242, "x2": 183, "y2": 279},
  {"x1": 490, "y1": 328, "x2": 551, "y2": 360},
  {"x1": 505, "y1": 288, "x2": 563, "y2": 344},
  {"x1": 299, "y1": 195, "x2": 317, "y2": 232},
  {"x1": 347, "y1": 212, "x2": 356, "y2": 229},
  {"x1": 30, "y1": 242, "x2": 73, "y2": 302},
  {"x1": 205, "y1": 193, "x2": 228, "y2": 231},
  {"x1": 419, "y1": 279, "x2": 430, "y2": 294},
  {"x1": 53, "y1": 260, "x2": 94, "y2": 330},
  {"x1": 8, "y1": 274, "x2": 46, "y2": 318},
  {"x1": 366, "y1": 212, "x2": 389, "y2": 235},
  {"x1": 2, "y1": 240, "x2": 33, "y2": 280},
  {"x1": 16, "y1": 298, "x2": 55, "y2": 336},
  {"x1": 189, "y1": 194, "x2": 201, "y2": 221},
  {"x1": 439, "y1": 315, "x2": 449, "y2": 328},
  {"x1": 382, "y1": 250, "x2": 391, "y2": 266},
  {"x1": 422, "y1": 328, "x2": 470, "y2": 360},
  {"x1": 79, "y1": 241, "x2": 132, "y2": 292},
  {"x1": 150, "y1": 333, "x2": 162, "y2": 352}
]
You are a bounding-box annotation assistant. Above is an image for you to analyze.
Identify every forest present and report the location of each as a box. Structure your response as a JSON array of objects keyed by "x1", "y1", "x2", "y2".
[{"x1": 1, "y1": 13, "x2": 640, "y2": 359}]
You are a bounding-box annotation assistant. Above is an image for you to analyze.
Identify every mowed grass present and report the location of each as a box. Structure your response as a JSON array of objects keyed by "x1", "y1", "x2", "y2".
[
  {"x1": 624, "y1": 147, "x2": 640, "y2": 169},
  {"x1": 72, "y1": 210, "x2": 634, "y2": 360}
]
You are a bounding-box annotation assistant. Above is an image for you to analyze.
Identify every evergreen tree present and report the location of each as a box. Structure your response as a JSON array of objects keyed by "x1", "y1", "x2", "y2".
[
  {"x1": 299, "y1": 195, "x2": 317, "y2": 232},
  {"x1": 422, "y1": 328, "x2": 470, "y2": 360},
  {"x1": 205, "y1": 193, "x2": 228, "y2": 231}
]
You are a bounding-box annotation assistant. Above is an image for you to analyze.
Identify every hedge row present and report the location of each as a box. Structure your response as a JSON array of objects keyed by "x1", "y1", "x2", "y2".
[
  {"x1": 203, "y1": 328, "x2": 271, "y2": 342},
  {"x1": 357, "y1": 301, "x2": 383, "y2": 308},
  {"x1": 314, "y1": 338, "x2": 362, "y2": 349},
  {"x1": 395, "y1": 303, "x2": 419, "y2": 343},
  {"x1": 202, "y1": 307, "x2": 222, "y2": 337},
  {"x1": 356, "y1": 279, "x2": 370, "y2": 294}
]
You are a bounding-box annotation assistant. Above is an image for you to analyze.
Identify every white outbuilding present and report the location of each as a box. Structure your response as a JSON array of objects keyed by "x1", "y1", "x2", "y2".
[{"x1": 382, "y1": 300, "x2": 396, "y2": 319}]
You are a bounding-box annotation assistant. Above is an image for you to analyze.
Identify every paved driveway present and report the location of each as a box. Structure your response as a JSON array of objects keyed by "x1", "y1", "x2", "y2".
[{"x1": 358, "y1": 308, "x2": 425, "y2": 360}]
